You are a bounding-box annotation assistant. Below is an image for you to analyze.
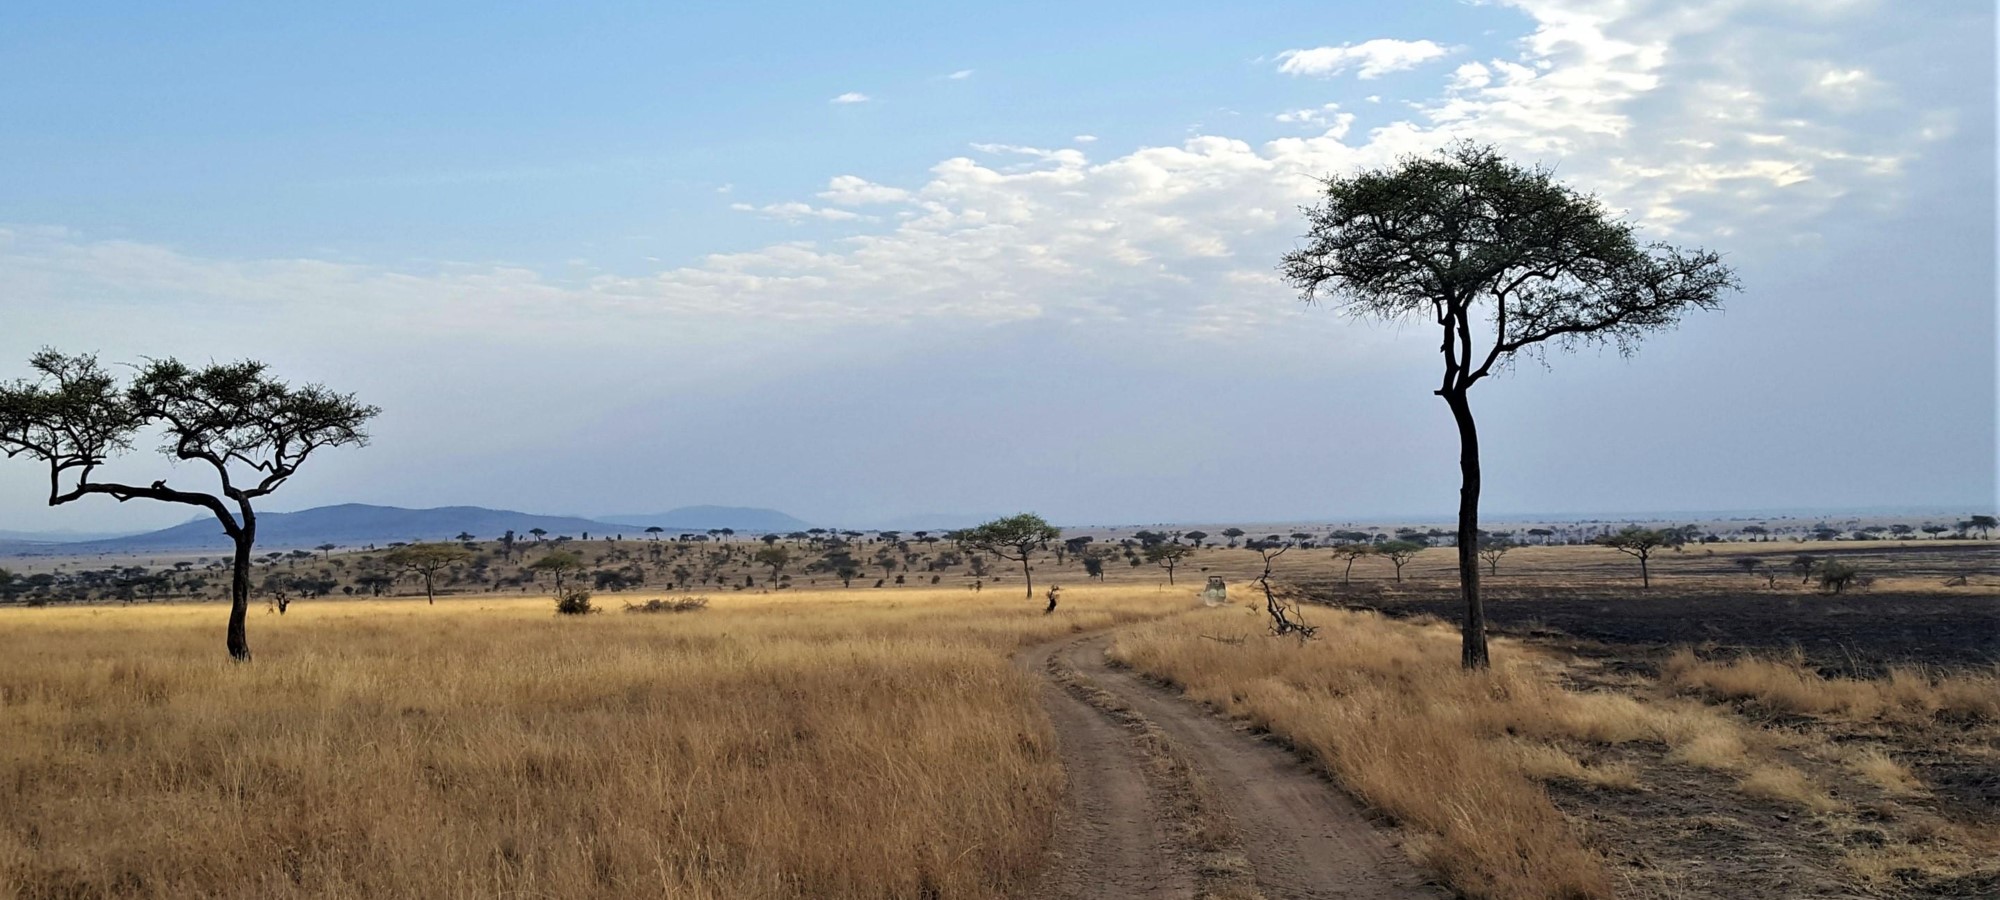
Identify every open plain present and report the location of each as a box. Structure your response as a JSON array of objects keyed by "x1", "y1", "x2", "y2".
[{"x1": 3, "y1": 538, "x2": 1995, "y2": 899}]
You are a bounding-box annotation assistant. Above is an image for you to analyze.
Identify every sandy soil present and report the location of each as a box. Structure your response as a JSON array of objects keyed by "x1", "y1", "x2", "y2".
[{"x1": 1019, "y1": 630, "x2": 1442, "y2": 900}]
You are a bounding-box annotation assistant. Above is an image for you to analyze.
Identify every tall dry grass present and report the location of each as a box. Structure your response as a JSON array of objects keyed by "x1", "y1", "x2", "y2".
[
  {"x1": 0, "y1": 586, "x2": 1185, "y2": 899},
  {"x1": 1106, "y1": 605, "x2": 1884, "y2": 900},
  {"x1": 1662, "y1": 649, "x2": 2000, "y2": 724},
  {"x1": 1109, "y1": 607, "x2": 1620, "y2": 900}
]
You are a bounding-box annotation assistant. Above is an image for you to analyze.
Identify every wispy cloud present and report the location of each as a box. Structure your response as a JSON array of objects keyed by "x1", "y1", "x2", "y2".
[
  {"x1": 1277, "y1": 38, "x2": 1450, "y2": 79},
  {"x1": 2, "y1": 1, "x2": 1938, "y2": 339},
  {"x1": 729, "y1": 201, "x2": 865, "y2": 222},
  {"x1": 817, "y1": 175, "x2": 910, "y2": 206},
  {"x1": 830, "y1": 91, "x2": 871, "y2": 104},
  {"x1": 947, "y1": 69, "x2": 974, "y2": 80}
]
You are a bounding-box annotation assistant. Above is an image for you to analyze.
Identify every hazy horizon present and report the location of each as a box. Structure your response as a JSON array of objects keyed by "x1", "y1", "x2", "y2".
[{"x1": 4, "y1": 2, "x2": 1993, "y2": 533}]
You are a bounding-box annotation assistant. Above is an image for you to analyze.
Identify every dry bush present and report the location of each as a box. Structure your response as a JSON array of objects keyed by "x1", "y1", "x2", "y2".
[
  {"x1": 623, "y1": 596, "x2": 709, "y2": 613},
  {"x1": 1842, "y1": 747, "x2": 1923, "y2": 796},
  {"x1": 1501, "y1": 740, "x2": 1641, "y2": 792},
  {"x1": 0, "y1": 586, "x2": 1184, "y2": 899},
  {"x1": 1737, "y1": 764, "x2": 1839, "y2": 813},
  {"x1": 1109, "y1": 608, "x2": 1618, "y2": 900},
  {"x1": 1663, "y1": 649, "x2": 2000, "y2": 724}
]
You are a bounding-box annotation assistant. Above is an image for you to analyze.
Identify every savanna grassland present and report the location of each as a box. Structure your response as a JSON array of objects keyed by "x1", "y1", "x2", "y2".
[
  {"x1": 0, "y1": 586, "x2": 1188, "y2": 899},
  {"x1": 2, "y1": 539, "x2": 1996, "y2": 900}
]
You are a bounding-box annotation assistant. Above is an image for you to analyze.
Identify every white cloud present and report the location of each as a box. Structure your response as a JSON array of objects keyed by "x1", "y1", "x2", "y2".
[
  {"x1": 1, "y1": 0, "x2": 1942, "y2": 343},
  {"x1": 947, "y1": 69, "x2": 974, "y2": 80},
  {"x1": 729, "y1": 201, "x2": 865, "y2": 222},
  {"x1": 1274, "y1": 103, "x2": 1354, "y2": 135},
  {"x1": 830, "y1": 92, "x2": 870, "y2": 104},
  {"x1": 817, "y1": 175, "x2": 911, "y2": 206},
  {"x1": 1074, "y1": 134, "x2": 1098, "y2": 143},
  {"x1": 1277, "y1": 38, "x2": 1451, "y2": 79}
]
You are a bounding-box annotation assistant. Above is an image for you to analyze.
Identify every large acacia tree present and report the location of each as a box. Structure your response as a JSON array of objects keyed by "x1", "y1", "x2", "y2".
[
  {"x1": 1282, "y1": 144, "x2": 1737, "y2": 668},
  {"x1": 0, "y1": 350, "x2": 377, "y2": 660},
  {"x1": 956, "y1": 513, "x2": 1061, "y2": 600}
]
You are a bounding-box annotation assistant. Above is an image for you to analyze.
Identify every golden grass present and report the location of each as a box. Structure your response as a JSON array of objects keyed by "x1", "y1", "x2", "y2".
[
  {"x1": 1736, "y1": 765, "x2": 1839, "y2": 814},
  {"x1": 0, "y1": 586, "x2": 1187, "y2": 899},
  {"x1": 1663, "y1": 649, "x2": 2000, "y2": 724},
  {"x1": 1843, "y1": 747, "x2": 1923, "y2": 796},
  {"x1": 1108, "y1": 606, "x2": 1619, "y2": 900}
]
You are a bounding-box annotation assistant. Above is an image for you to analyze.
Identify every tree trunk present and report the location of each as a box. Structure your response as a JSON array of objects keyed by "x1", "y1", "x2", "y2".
[
  {"x1": 1640, "y1": 554, "x2": 1650, "y2": 589},
  {"x1": 425, "y1": 572, "x2": 435, "y2": 604},
  {"x1": 1443, "y1": 389, "x2": 1489, "y2": 670},
  {"x1": 1020, "y1": 550, "x2": 1033, "y2": 600},
  {"x1": 228, "y1": 535, "x2": 253, "y2": 662}
]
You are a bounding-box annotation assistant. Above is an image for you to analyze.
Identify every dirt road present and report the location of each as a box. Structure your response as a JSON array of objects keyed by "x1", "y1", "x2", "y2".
[{"x1": 1018, "y1": 631, "x2": 1441, "y2": 900}]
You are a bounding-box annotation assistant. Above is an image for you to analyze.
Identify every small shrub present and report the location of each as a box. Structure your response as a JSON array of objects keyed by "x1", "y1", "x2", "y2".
[
  {"x1": 623, "y1": 596, "x2": 709, "y2": 614},
  {"x1": 554, "y1": 588, "x2": 597, "y2": 615}
]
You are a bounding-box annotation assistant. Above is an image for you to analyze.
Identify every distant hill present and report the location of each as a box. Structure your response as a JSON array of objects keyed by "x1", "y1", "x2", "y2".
[
  {"x1": 15, "y1": 504, "x2": 645, "y2": 555},
  {"x1": 597, "y1": 506, "x2": 812, "y2": 534},
  {"x1": 867, "y1": 512, "x2": 1002, "y2": 532}
]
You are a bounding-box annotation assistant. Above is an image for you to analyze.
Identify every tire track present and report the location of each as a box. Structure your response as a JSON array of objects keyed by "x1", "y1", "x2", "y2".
[{"x1": 1020, "y1": 631, "x2": 1444, "y2": 900}]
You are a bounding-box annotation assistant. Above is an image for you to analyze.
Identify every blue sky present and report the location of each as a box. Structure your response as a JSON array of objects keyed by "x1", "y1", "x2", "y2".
[{"x1": 1, "y1": 0, "x2": 1993, "y2": 530}]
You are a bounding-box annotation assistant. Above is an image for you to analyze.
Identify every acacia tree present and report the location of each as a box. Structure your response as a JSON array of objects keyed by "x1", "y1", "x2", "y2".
[
  {"x1": 753, "y1": 545, "x2": 791, "y2": 580},
  {"x1": 957, "y1": 513, "x2": 1061, "y2": 600},
  {"x1": 1375, "y1": 540, "x2": 1425, "y2": 583},
  {"x1": 1332, "y1": 542, "x2": 1374, "y2": 585},
  {"x1": 1144, "y1": 541, "x2": 1192, "y2": 584},
  {"x1": 386, "y1": 542, "x2": 471, "y2": 605},
  {"x1": 0, "y1": 351, "x2": 376, "y2": 660},
  {"x1": 1476, "y1": 536, "x2": 1516, "y2": 576},
  {"x1": 1283, "y1": 143, "x2": 1737, "y2": 668},
  {"x1": 1597, "y1": 526, "x2": 1669, "y2": 588}
]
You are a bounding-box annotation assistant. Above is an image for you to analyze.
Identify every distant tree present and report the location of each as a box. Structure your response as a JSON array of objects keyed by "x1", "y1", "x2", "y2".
[
  {"x1": 1221, "y1": 527, "x2": 1246, "y2": 548},
  {"x1": 1080, "y1": 553, "x2": 1106, "y2": 581},
  {"x1": 316, "y1": 543, "x2": 338, "y2": 560},
  {"x1": 1888, "y1": 524, "x2": 1914, "y2": 539},
  {"x1": 528, "y1": 528, "x2": 548, "y2": 542},
  {"x1": 957, "y1": 513, "x2": 1061, "y2": 600},
  {"x1": 528, "y1": 551, "x2": 584, "y2": 597},
  {"x1": 753, "y1": 545, "x2": 791, "y2": 579},
  {"x1": 1144, "y1": 541, "x2": 1192, "y2": 585},
  {"x1": 1816, "y1": 558, "x2": 1862, "y2": 594},
  {"x1": 1526, "y1": 527, "x2": 1556, "y2": 544},
  {"x1": 1790, "y1": 554, "x2": 1819, "y2": 585},
  {"x1": 1476, "y1": 536, "x2": 1515, "y2": 576},
  {"x1": 1375, "y1": 540, "x2": 1425, "y2": 583},
  {"x1": 1284, "y1": 143, "x2": 1736, "y2": 668},
  {"x1": 1921, "y1": 524, "x2": 1948, "y2": 539},
  {"x1": 1183, "y1": 530, "x2": 1210, "y2": 549},
  {"x1": 1740, "y1": 525, "x2": 1769, "y2": 541},
  {"x1": 385, "y1": 542, "x2": 472, "y2": 605},
  {"x1": 1967, "y1": 515, "x2": 1997, "y2": 539},
  {"x1": 0, "y1": 350, "x2": 376, "y2": 660},
  {"x1": 1332, "y1": 542, "x2": 1373, "y2": 585},
  {"x1": 1596, "y1": 527, "x2": 1670, "y2": 588},
  {"x1": 454, "y1": 532, "x2": 475, "y2": 543},
  {"x1": 1247, "y1": 537, "x2": 1315, "y2": 637},
  {"x1": 1735, "y1": 557, "x2": 1763, "y2": 578}
]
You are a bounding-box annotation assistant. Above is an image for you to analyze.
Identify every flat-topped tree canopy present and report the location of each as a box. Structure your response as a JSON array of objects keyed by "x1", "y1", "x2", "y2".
[
  {"x1": 1283, "y1": 142, "x2": 1737, "y2": 668},
  {"x1": 0, "y1": 349, "x2": 377, "y2": 660},
  {"x1": 956, "y1": 513, "x2": 1061, "y2": 600}
]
